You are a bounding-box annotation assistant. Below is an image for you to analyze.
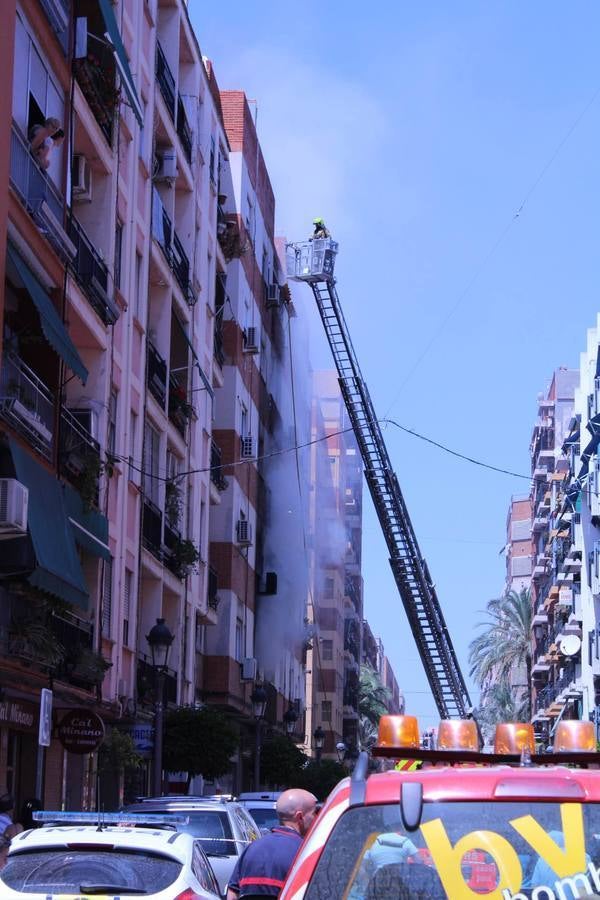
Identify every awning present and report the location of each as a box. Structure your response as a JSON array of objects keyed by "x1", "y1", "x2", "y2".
[
  {"x1": 10, "y1": 440, "x2": 89, "y2": 610},
  {"x1": 99, "y1": 0, "x2": 144, "y2": 126},
  {"x1": 6, "y1": 245, "x2": 88, "y2": 385},
  {"x1": 63, "y1": 485, "x2": 111, "y2": 561}
]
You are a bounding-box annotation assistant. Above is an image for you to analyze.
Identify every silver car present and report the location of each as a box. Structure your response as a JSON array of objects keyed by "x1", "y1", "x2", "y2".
[{"x1": 124, "y1": 797, "x2": 260, "y2": 895}]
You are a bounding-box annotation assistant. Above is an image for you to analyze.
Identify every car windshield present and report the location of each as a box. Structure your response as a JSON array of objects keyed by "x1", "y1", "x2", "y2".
[
  {"x1": 0, "y1": 848, "x2": 181, "y2": 894},
  {"x1": 247, "y1": 807, "x2": 279, "y2": 830},
  {"x1": 304, "y1": 801, "x2": 600, "y2": 899}
]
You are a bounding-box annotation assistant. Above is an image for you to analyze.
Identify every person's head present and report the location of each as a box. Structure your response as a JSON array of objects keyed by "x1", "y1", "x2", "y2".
[
  {"x1": 313, "y1": 218, "x2": 324, "y2": 226},
  {"x1": 44, "y1": 117, "x2": 61, "y2": 134},
  {"x1": 0, "y1": 793, "x2": 14, "y2": 815},
  {"x1": 275, "y1": 789, "x2": 318, "y2": 836}
]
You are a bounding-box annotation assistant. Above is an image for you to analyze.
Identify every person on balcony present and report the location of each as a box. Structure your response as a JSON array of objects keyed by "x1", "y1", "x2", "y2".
[
  {"x1": 29, "y1": 117, "x2": 64, "y2": 170},
  {"x1": 311, "y1": 218, "x2": 330, "y2": 239}
]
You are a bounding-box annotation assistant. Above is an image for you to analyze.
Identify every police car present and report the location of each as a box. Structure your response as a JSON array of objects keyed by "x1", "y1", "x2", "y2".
[
  {"x1": 280, "y1": 715, "x2": 600, "y2": 899},
  {"x1": 0, "y1": 812, "x2": 222, "y2": 899},
  {"x1": 237, "y1": 792, "x2": 281, "y2": 835}
]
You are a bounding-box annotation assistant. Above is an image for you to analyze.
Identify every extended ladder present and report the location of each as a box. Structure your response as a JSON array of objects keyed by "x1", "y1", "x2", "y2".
[{"x1": 289, "y1": 235, "x2": 473, "y2": 718}]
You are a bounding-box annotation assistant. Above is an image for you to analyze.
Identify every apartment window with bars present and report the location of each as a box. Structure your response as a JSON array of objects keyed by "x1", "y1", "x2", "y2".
[
  {"x1": 102, "y1": 558, "x2": 113, "y2": 635},
  {"x1": 123, "y1": 569, "x2": 132, "y2": 646}
]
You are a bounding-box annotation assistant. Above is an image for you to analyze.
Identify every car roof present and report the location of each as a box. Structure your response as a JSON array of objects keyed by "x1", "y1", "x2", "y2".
[
  {"x1": 9, "y1": 824, "x2": 192, "y2": 860},
  {"x1": 125, "y1": 800, "x2": 238, "y2": 812}
]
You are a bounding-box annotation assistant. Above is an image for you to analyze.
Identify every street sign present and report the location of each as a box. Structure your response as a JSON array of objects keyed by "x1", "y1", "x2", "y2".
[
  {"x1": 38, "y1": 689, "x2": 52, "y2": 747},
  {"x1": 58, "y1": 709, "x2": 105, "y2": 754}
]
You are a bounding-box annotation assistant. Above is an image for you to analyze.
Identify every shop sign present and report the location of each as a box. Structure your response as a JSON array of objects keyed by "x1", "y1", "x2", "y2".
[
  {"x1": 120, "y1": 722, "x2": 154, "y2": 757},
  {"x1": 0, "y1": 698, "x2": 37, "y2": 733},
  {"x1": 58, "y1": 709, "x2": 105, "y2": 754}
]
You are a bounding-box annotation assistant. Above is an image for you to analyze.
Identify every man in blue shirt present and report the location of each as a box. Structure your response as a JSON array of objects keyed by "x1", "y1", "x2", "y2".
[{"x1": 227, "y1": 789, "x2": 318, "y2": 899}]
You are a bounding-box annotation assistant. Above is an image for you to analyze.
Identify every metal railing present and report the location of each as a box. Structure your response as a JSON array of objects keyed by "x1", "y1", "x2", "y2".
[
  {"x1": 156, "y1": 42, "x2": 176, "y2": 119},
  {"x1": 210, "y1": 441, "x2": 228, "y2": 491},
  {"x1": 142, "y1": 498, "x2": 163, "y2": 560},
  {"x1": 68, "y1": 216, "x2": 118, "y2": 325},
  {"x1": 10, "y1": 123, "x2": 64, "y2": 225},
  {"x1": 0, "y1": 352, "x2": 55, "y2": 458},
  {"x1": 208, "y1": 565, "x2": 220, "y2": 611},
  {"x1": 147, "y1": 342, "x2": 168, "y2": 408},
  {"x1": 176, "y1": 94, "x2": 192, "y2": 163},
  {"x1": 59, "y1": 406, "x2": 101, "y2": 502},
  {"x1": 152, "y1": 189, "x2": 193, "y2": 304},
  {"x1": 171, "y1": 232, "x2": 191, "y2": 300}
]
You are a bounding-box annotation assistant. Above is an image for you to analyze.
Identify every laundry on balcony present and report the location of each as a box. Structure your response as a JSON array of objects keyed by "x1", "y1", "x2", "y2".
[
  {"x1": 6, "y1": 244, "x2": 88, "y2": 384},
  {"x1": 9, "y1": 439, "x2": 89, "y2": 610}
]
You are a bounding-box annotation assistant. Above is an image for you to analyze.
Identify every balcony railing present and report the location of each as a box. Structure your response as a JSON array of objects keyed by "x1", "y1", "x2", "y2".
[
  {"x1": 214, "y1": 323, "x2": 225, "y2": 367},
  {"x1": 156, "y1": 42, "x2": 176, "y2": 120},
  {"x1": 0, "y1": 352, "x2": 54, "y2": 459},
  {"x1": 210, "y1": 441, "x2": 228, "y2": 492},
  {"x1": 168, "y1": 373, "x2": 192, "y2": 437},
  {"x1": 176, "y1": 95, "x2": 192, "y2": 163},
  {"x1": 137, "y1": 653, "x2": 177, "y2": 706},
  {"x1": 10, "y1": 123, "x2": 64, "y2": 226},
  {"x1": 163, "y1": 520, "x2": 182, "y2": 577},
  {"x1": 147, "y1": 342, "x2": 168, "y2": 408},
  {"x1": 73, "y1": 56, "x2": 116, "y2": 144},
  {"x1": 59, "y1": 406, "x2": 101, "y2": 505},
  {"x1": 151, "y1": 188, "x2": 194, "y2": 305},
  {"x1": 208, "y1": 565, "x2": 220, "y2": 611},
  {"x1": 68, "y1": 217, "x2": 119, "y2": 325},
  {"x1": 171, "y1": 232, "x2": 192, "y2": 301},
  {"x1": 142, "y1": 498, "x2": 163, "y2": 560}
]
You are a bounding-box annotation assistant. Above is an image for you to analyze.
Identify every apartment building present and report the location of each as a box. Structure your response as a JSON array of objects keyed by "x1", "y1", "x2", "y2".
[
  {"x1": 202, "y1": 89, "x2": 307, "y2": 792},
  {"x1": 529, "y1": 367, "x2": 579, "y2": 738},
  {"x1": 0, "y1": 0, "x2": 222, "y2": 810},
  {"x1": 303, "y1": 371, "x2": 363, "y2": 759},
  {"x1": 505, "y1": 496, "x2": 533, "y2": 594}
]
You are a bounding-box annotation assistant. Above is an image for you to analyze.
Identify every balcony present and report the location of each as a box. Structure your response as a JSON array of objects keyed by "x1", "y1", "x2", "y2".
[
  {"x1": 210, "y1": 441, "x2": 228, "y2": 492},
  {"x1": 171, "y1": 232, "x2": 193, "y2": 302},
  {"x1": 68, "y1": 217, "x2": 119, "y2": 325},
  {"x1": 147, "y1": 342, "x2": 168, "y2": 408},
  {"x1": 168, "y1": 373, "x2": 192, "y2": 437},
  {"x1": 176, "y1": 95, "x2": 192, "y2": 164},
  {"x1": 214, "y1": 322, "x2": 225, "y2": 367},
  {"x1": 58, "y1": 406, "x2": 101, "y2": 507},
  {"x1": 73, "y1": 56, "x2": 116, "y2": 144},
  {"x1": 163, "y1": 520, "x2": 182, "y2": 577},
  {"x1": 137, "y1": 653, "x2": 177, "y2": 707},
  {"x1": 0, "y1": 352, "x2": 54, "y2": 459},
  {"x1": 151, "y1": 189, "x2": 194, "y2": 305},
  {"x1": 142, "y1": 498, "x2": 163, "y2": 560},
  {"x1": 10, "y1": 123, "x2": 64, "y2": 231},
  {"x1": 156, "y1": 42, "x2": 176, "y2": 121},
  {"x1": 208, "y1": 566, "x2": 220, "y2": 612}
]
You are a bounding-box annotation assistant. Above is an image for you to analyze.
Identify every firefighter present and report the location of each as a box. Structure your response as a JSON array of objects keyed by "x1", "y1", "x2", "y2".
[{"x1": 311, "y1": 218, "x2": 330, "y2": 239}]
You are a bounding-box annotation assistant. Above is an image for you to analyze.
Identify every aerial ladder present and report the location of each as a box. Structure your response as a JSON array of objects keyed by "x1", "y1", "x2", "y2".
[{"x1": 287, "y1": 236, "x2": 473, "y2": 719}]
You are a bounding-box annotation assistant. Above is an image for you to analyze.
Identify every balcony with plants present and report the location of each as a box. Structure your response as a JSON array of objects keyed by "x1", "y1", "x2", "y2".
[
  {"x1": 168, "y1": 374, "x2": 193, "y2": 438},
  {"x1": 58, "y1": 407, "x2": 102, "y2": 510}
]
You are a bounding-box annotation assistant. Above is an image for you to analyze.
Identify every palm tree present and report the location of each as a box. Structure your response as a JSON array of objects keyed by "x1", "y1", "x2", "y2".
[
  {"x1": 359, "y1": 665, "x2": 391, "y2": 728},
  {"x1": 468, "y1": 587, "x2": 533, "y2": 719},
  {"x1": 475, "y1": 679, "x2": 530, "y2": 743}
]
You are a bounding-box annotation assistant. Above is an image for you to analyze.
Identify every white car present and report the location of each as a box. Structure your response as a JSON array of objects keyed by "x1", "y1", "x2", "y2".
[{"x1": 0, "y1": 812, "x2": 222, "y2": 899}]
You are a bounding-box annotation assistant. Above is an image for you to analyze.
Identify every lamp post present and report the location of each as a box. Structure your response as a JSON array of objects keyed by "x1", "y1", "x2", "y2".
[
  {"x1": 146, "y1": 617, "x2": 174, "y2": 797},
  {"x1": 283, "y1": 704, "x2": 298, "y2": 739},
  {"x1": 335, "y1": 741, "x2": 347, "y2": 764},
  {"x1": 313, "y1": 726, "x2": 325, "y2": 765},
  {"x1": 251, "y1": 684, "x2": 267, "y2": 791}
]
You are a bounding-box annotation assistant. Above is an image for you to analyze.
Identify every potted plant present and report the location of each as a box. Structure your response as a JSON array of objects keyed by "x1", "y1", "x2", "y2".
[
  {"x1": 68, "y1": 645, "x2": 112, "y2": 687},
  {"x1": 165, "y1": 478, "x2": 183, "y2": 527},
  {"x1": 171, "y1": 538, "x2": 200, "y2": 580}
]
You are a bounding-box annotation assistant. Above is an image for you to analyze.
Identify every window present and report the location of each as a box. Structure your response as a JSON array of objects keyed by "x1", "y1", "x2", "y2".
[
  {"x1": 235, "y1": 617, "x2": 244, "y2": 662},
  {"x1": 114, "y1": 221, "x2": 123, "y2": 290},
  {"x1": 143, "y1": 422, "x2": 160, "y2": 504},
  {"x1": 322, "y1": 639, "x2": 333, "y2": 661},
  {"x1": 324, "y1": 577, "x2": 334, "y2": 599},
  {"x1": 322, "y1": 700, "x2": 332, "y2": 723},
  {"x1": 102, "y1": 558, "x2": 113, "y2": 635},
  {"x1": 123, "y1": 569, "x2": 132, "y2": 646},
  {"x1": 107, "y1": 388, "x2": 118, "y2": 456}
]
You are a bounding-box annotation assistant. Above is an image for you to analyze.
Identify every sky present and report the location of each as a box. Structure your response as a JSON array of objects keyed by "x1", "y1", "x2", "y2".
[{"x1": 188, "y1": 1, "x2": 600, "y2": 725}]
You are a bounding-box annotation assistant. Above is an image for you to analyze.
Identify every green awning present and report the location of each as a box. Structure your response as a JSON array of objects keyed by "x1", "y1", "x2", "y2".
[
  {"x1": 99, "y1": 0, "x2": 144, "y2": 126},
  {"x1": 63, "y1": 485, "x2": 111, "y2": 561},
  {"x1": 6, "y1": 245, "x2": 88, "y2": 385},
  {"x1": 10, "y1": 440, "x2": 89, "y2": 610}
]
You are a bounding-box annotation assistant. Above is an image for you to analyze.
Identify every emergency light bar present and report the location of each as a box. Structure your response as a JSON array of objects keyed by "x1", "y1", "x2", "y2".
[{"x1": 33, "y1": 812, "x2": 189, "y2": 826}]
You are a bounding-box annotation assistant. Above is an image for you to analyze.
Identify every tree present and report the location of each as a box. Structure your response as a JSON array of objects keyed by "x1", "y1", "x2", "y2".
[
  {"x1": 163, "y1": 706, "x2": 239, "y2": 787},
  {"x1": 260, "y1": 735, "x2": 308, "y2": 787},
  {"x1": 358, "y1": 665, "x2": 390, "y2": 751},
  {"x1": 468, "y1": 588, "x2": 533, "y2": 719},
  {"x1": 297, "y1": 759, "x2": 347, "y2": 801},
  {"x1": 475, "y1": 679, "x2": 530, "y2": 742}
]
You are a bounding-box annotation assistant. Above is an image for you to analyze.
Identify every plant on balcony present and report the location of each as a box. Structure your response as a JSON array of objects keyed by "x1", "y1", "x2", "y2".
[
  {"x1": 74, "y1": 53, "x2": 120, "y2": 131},
  {"x1": 67, "y1": 645, "x2": 112, "y2": 687},
  {"x1": 169, "y1": 383, "x2": 194, "y2": 420},
  {"x1": 170, "y1": 538, "x2": 200, "y2": 580},
  {"x1": 165, "y1": 478, "x2": 183, "y2": 527},
  {"x1": 72, "y1": 451, "x2": 102, "y2": 511},
  {"x1": 9, "y1": 599, "x2": 65, "y2": 669}
]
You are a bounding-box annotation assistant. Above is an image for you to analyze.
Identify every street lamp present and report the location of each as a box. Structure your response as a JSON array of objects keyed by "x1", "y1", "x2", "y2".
[
  {"x1": 250, "y1": 684, "x2": 267, "y2": 791},
  {"x1": 283, "y1": 704, "x2": 298, "y2": 737},
  {"x1": 335, "y1": 741, "x2": 347, "y2": 764},
  {"x1": 146, "y1": 618, "x2": 174, "y2": 797},
  {"x1": 313, "y1": 726, "x2": 325, "y2": 765}
]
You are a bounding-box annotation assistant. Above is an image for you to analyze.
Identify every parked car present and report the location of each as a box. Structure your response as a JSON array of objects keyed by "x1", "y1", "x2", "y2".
[
  {"x1": 0, "y1": 813, "x2": 221, "y2": 899},
  {"x1": 237, "y1": 791, "x2": 281, "y2": 834},
  {"x1": 124, "y1": 796, "x2": 260, "y2": 895}
]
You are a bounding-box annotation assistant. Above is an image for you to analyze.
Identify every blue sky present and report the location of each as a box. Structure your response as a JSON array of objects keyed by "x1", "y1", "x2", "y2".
[{"x1": 189, "y1": 1, "x2": 600, "y2": 724}]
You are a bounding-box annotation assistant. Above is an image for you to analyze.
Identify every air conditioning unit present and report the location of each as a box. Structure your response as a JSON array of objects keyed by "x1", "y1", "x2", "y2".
[
  {"x1": 266, "y1": 283, "x2": 280, "y2": 307},
  {"x1": 154, "y1": 148, "x2": 178, "y2": 184},
  {"x1": 243, "y1": 326, "x2": 259, "y2": 354},
  {"x1": 68, "y1": 407, "x2": 100, "y2": 441},
  {"x1": 241, "y1": 657, "x2": 257, "y2": 681},
  {"x1": 240, "y1": 435, "x2": 254, "y2": 459},
  {"x1": 32, "y1": 199, "x2": 77, "y2": 261},
  {"x1": 0, "y1": 479, "x2": 28, "y2": 534},
  {"x1": 236, "y1": 519, "x2": 253, "y2": 546},
  {"x1": 41, "y1": 0, "x2": 69, "y2": 35},
  {"x1": 72, "y1": 154, "x2": 92, "y2": 202}
]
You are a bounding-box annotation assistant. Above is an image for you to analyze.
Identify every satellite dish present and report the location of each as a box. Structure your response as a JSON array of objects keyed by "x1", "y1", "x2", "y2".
[{"x1": 559, "y1": 634, "x2": 581, "y2": 657}]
